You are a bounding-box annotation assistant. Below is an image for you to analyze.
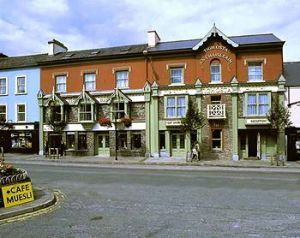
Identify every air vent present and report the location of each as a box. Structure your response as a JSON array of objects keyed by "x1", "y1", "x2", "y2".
[{"x1": 90, "y1": 50, "x2": 101, "y2": 55}]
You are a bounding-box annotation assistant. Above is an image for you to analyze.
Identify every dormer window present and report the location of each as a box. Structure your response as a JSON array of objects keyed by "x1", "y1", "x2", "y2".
[
  {"x1": 79, "y1": 103, "x2": 93, "y2": 122},
  {"x1": 210, "y1": 60, "x2": 221, "y2": 83}
]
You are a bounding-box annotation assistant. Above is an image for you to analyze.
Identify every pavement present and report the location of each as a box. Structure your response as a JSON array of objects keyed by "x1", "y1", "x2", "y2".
[{"x1": 1, "y1": 152, "x2": 300, "y2": 221}]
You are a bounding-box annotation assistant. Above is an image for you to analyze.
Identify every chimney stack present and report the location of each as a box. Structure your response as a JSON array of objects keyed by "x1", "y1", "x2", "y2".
[
  {"x1": 48, "y1": 39, "x2": 68, "y2": 55},
  {"x1": 147, "y1": 30, "x2": 160, "y2": 47}
]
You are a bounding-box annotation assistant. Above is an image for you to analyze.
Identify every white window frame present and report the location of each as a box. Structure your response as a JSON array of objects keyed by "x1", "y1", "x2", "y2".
[
  {"x1": 211, "y1": 129, "x2": 222, "y2": 151},
  {"x1": 169, "y1": 67, "x2": 184, "y2": 85},
  {"x1": 84, "y1": 72, "x2": 96, "y2": 91},
  {"x1": 15, "y1": 75, "x2": 27, "y2": 94},
  {"x1": 210, "y1": 63, "x2": 222, "y2": 83},
  {"x1": 0, "y1": 77, "x2": 8, "y2": 95},
  {"x1": 55, "y1": 75, "x2": 67, "y2": 93},
  {"x1": 16, "y1": 103, "x2": 26, "y2": 122},
  {"x1": 244, "y1": 92, "x2": 271, "y2": 117},
  {"x1": 247, "y1": 61, "x2": 263, "y2": 82},
  {"x1": 0, "y1": 104, "x2": 7, "y2": 122},
  {"x1": 78, "y1": 102, "x2": 94, "y2": 122},
  {"x1": 165, "y1": 95, "x2": 188, "y2": 118},
  {"x1": 115, "y1": 70, "x2": 129, "y2": 89}
]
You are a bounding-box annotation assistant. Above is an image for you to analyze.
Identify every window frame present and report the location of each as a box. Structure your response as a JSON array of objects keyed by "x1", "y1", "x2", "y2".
[
  {"x1": 55, "y1": 74, "x2": 67, "y2": 93},
  {"x1": 247, "y1": 61, "x2": 263, "y2": 82},
  {"x1": 244, "y1": 92, "x2": 271, "y2": 117},
  {"x1": 83, "y1": 72, "x2": 96, "y2": 91},
  {"x1": 0, "y1": 104, "x2": 7, "y2": 122},
  {"x1": 15, "y1": 75, "x2": 27, "y2": 95},
  {"x1": 0, "y1": 77, "x2": 8, "y2": 95},
  {"x1": 165, "y1": 95, "x2": 188, "y2": 118},
  {"x1": 16, "y1": 103, "x2": 26, "y2": 122},
  {"x1": 78, "y1": 102, "x2": 94, "y2": 122},
  {"x1": 169, "y1": 67, "x2": 184, "y2": 85},
  {"x1": 211, "y1": 129, "x2": 222, "y2": 151},
  {"x1": 115, "y1": 70, "x2": 129, "y2": 89},
  {"x1": 210, "y1": 62, "x2": 222, "y2": 83}
]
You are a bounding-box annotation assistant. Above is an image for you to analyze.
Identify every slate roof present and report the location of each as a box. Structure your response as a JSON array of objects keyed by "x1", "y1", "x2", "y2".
[
  {"x1": 284, "y1": 62, "x2": 300, "y2": 87},
  {"x1": 0, "y1": 33, "x2": 284, "y2": 69}
]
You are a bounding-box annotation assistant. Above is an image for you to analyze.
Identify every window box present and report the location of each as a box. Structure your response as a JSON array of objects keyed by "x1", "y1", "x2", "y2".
[{"x1": 98, "y1": 117, "x2": 112, "y2": 127}]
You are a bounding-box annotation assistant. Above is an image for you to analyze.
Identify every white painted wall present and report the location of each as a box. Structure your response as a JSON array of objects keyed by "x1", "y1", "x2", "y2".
[{"x1": 286, "y1": 87, "x2": 300, "y2": 127}]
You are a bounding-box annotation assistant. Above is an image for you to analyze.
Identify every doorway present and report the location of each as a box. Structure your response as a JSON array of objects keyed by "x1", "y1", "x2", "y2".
[
  {"x1": 171, "y1": 132, "x2": 185, "y2": 157},
  {"x1": 98, "y1": 133, "x2": 110, "y2": 156},
  {"x1": 248, "y1": 131, "x2": 257, "y2": 157}
]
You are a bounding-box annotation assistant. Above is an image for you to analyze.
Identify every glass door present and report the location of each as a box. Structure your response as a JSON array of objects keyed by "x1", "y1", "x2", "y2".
[
  {"x1": 171, "y1": 132, "x2": 185, "y2": 157},
  {"x1": 98, "y1": 133, "x2": 110, "y2": 156}
]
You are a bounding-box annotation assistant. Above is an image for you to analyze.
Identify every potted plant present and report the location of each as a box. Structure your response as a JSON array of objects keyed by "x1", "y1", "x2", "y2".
[
  {"x1": 98, "y1": 117, "x2": 112, "y2": 127},
  {"x1": 121, "y1": 117, "x2": 132, "y2": 127}
]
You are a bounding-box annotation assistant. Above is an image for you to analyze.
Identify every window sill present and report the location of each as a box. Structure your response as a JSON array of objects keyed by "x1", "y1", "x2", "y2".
[
  {"x1": 0, "y1": 94, "x2": 8, "y2": 96},
  {"x1": 15, "y1": 93, "x2": 27, "y2": 95},
  {"x1": 209, "y1": 82, "x2": 223, "y2": 84},
  {"x1": 247, "y1": 80, "x2": 265, "y2": 83},
  {"x1": 168, "y1": 83, "x2": 185, "y2": 86}
]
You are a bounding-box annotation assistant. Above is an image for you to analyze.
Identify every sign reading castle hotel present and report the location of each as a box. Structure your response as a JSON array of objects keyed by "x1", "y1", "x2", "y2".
[{"x1": 37, "y1": 24, "x2": 285, "y2": 162}]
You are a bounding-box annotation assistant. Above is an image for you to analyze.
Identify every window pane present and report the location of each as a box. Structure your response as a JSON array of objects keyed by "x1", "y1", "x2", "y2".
[
  {"x1": 247, "y1": 95, "x2": 257, "y2": 115},
  {"x1": 211, "y1": 64, "x2": 221, "y2": 82},
  {"x1": 17, "y1": 104, "x2": 26, "y2": 122},
  {"x1": 172, "y1": 135, "x2": 177, "y2": 149},
  {"x1": 17, "y1": 77, "x2": 26, "y2": 93},
  {"x1": 170, "y1": 68, "x2": 183, "y2": 84},
  {"x1": 177, "y1": 97, "x2": 186, "y2": 117},
  {"x1": 55, "y1": 75, "x2": 66, "y2": 93},
  {"x1": 0, "y1": 78, "x2": 7, "y2": 94},
  {"x1": 84, "y1": 73, "x2": 96, "y2": 91},
  {"x1": 0, "y1": 105, "x2": 6, "y2": 122},
  {"x1": 259, "y1": 94, "x2": 268, "y2": 115},
  {"x1": 131, "y1": 134, "x2": 141, "y2": 149},
  {"x1": 78, "y1": 133, "x2": 87, "y2": 150},
  {"x1": 116, "y1": 71, "x2": 128, "y2": 88},
  {"x1": 212, "y1": 130, "x2": 222, "y2": 149},
  {"x1": 117, "y1": 132, "x2": 127, "y2": 149},
  {"x1": 167, "y1": 97, "x2": 176, "y2": 117},
  {"x1": 66, "y1": 134, "x2": 75, "y2": 149},
  {"x1": 179, "y1": 134, "x2": 185, "y2": 149},
  {"x1": 248, "y1": 62, "x2": 262, "y2": 81},
  {"x1": 79, "y1": 103, "x2": 92, "y2": 121}
]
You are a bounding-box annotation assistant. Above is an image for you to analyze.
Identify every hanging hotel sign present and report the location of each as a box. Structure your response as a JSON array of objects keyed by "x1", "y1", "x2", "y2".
[
  {"x1": 246, "y1": 118, "x2": 270, "y2": 125},
  {"x1": 166, "y1": 120, "x2": 182, "y2": 126},
  {"x1": 1, "y1": 181, "x2": 34, "y2": 208},
  {"x1": 200, "y1": 44, "x2": 233, "y2": 64}
]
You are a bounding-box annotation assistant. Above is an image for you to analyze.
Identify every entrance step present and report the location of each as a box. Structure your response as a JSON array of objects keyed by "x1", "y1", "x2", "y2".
[{"x1": 244, "y1": 156, "x2": 260, "y2": 160}]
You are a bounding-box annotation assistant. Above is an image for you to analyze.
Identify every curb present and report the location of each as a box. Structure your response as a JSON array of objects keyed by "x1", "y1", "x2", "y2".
[{"x1": 0, "y1": 188, "x2": 56, "y2": 220}]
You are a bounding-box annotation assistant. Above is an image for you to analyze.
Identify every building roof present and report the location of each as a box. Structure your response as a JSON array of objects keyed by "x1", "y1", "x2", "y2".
[
  {"x1": 284, "y1": 62, "x2": 300, "y2": 87},
  {"x1": 0, "y1": 53, "x2": 48, "y2": 70},
  {"x1": 0, "y1": 32, "x2": 284, "y2": 69}
]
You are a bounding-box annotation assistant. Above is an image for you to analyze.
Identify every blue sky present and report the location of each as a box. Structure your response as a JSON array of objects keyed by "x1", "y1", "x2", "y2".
[{"x1": 0, "y1": 0, "x2": 300, "y2": 61}]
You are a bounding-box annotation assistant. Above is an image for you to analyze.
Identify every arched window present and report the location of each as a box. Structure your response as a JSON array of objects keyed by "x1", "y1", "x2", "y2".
[{"x1": 210, "y1": 59, "x2": 221, "y2": 83}]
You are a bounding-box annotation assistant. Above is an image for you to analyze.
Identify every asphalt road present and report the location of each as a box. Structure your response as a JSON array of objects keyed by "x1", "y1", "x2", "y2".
[{"x1": 0, "y1": 163, "x2": 299, "y2": 238}]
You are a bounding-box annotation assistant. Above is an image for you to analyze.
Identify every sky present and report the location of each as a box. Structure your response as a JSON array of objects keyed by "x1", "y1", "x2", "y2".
[{"x1": 0, "y1": 0, "x2": 300, "y2": 62}]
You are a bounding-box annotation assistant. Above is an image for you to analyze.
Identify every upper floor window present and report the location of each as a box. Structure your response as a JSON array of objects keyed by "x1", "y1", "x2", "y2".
[
  {"x1": 246, "y1": 93, "x2": 269, "y2": 116},
  {"x1": 114, "y1": 102, "x2": 125, "y2": 119},
  {"x1": 116, "y1": 71, "x2": 128, "y2": 89},
  {"x1": 16, "y1": 76, "x2": 26, "y2": 94},
  {"x1": 166, "y1": 96, "x2": 187, "y2": 118},
  {"x1": 55, "y1": 75, "x2": 67, "y2": 93},
  {"x1": 84, "y1": 73, "x2": 96, "y2": 91},
  {"x1": 170, "y1": 67, "x2": 184, "y2": 84},
  {"x1": 0, "y1": 78, "x2": 7, "y2": 95},
  {"x1": 16, "y1": 104, "x2": 26, "y2": 122},
  {"x1": 248, "y1": 62, "x2": 263, "y2": 82},
  {"x1": 79, "y1": 103, "x2": 93, "y2": 122},
  {"x1": 210, "y1": 60, "x2": 221, "y2": 83},
  {"x1": 0, "y1": 105, "x2": 7, "y2": 122}
]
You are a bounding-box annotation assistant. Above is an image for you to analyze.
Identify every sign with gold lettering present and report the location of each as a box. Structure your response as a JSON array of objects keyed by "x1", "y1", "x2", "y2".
[
  {"x1": 200, "y1": 44, "x2": 233, "y2": 64},
  {"x1": 1, "y1": 181, "x2": 34, "y2": 208}
]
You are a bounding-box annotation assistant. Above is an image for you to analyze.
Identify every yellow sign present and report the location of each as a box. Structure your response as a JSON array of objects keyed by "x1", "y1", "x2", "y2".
[{"x1": 1, "y1": 181, "x2": 34, "y2": 208}]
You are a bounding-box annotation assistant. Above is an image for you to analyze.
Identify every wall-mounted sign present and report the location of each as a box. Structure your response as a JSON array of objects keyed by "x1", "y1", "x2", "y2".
[
  {"x1": 166, "y1": 120, "x2": 182, "y2": 126},
  {"x1": 200, "y1": 44, "x2": 233, "y2": 64},
  {"x1": 1, "y1": 181, "x2": 34, "y2": 208},
  {"x1": 246, "y1": 118, "x2": 270, "y2": 125}
]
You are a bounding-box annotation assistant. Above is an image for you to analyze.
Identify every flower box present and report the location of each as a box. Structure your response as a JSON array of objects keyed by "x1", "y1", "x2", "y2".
[{"x1": 98, "y1": 117, "x2": 112, "y2": 127}]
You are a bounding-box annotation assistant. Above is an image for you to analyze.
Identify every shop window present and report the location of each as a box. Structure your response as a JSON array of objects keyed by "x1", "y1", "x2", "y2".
[
  {"x1": 0, "y1": 77, "x2": 7, "y2": 95},
  {"x1": 11, "y1": 132, "x2": 32, "y2": 149},
  {"x1": 17, "y1": 104, "x2": 26, "y2": 122},
  {"x1": 248, "y1": 62, "x2": 263, "y2": 81},
  {"x1": 117, "y1": 132, "x2": 127, "y2": 149},
  {"x1": 170, "y1": 67, "x2": 184, "y2": 84},
  {"x1": 84, "y1": 72, "x2": 96, "y2": 91},
  {"x1": 66, "y1": 132, "x2": 75, "y2": 149},
  {"x1": 78, "y1": 133, "x2": 87, "y2": 150},
  {"x1": 246, "y1": 93, "x2": 269, "y2": 116},
  {"x1": 16, "y1": 76, "x2": 26, "y2": 94},
  {"x1": 0, "y1": 105, "x2": 7, "y2": 122},
  {"x1": 131, "y1": 133, "x2": 141, "y2": 149},
  {"x1": 116, "y1": 70, "x2": 128, "y2": 88},
  {"x1": 210, "y1": 60, "x2": 221, "y2": 83},
  {"x1": 79, "y1": 103, "x2": 93, "y2": 121},
  {"x1": 212, "y1": 129, "x2": 222, "y2": 150},
  {"x1": 55, "y1": 75, "x2": 67, "y2": 93},
  {"x1": 166, "y1": 96, "x2": 187, "y2": 118}
]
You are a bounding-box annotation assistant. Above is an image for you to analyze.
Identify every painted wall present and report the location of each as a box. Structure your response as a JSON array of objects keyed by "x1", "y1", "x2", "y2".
[
  {"x1": 286, "y1": 87, "x2": 300, "y2": 127},
  {"x1": 0, "y1": 68, "x2": 40, "y2": 123}
]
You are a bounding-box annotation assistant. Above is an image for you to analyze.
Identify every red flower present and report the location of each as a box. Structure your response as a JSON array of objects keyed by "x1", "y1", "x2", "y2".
[{"x1": 98, "y1": 117, "x2": 112, "y2": 126}]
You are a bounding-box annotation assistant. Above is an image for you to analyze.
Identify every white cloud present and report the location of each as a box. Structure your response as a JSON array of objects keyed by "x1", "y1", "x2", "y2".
[{"x1": 28, "y1": 0, "x2": 69, "y2": 15}]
